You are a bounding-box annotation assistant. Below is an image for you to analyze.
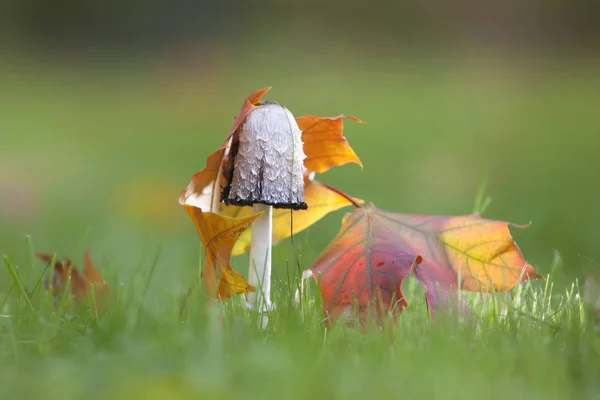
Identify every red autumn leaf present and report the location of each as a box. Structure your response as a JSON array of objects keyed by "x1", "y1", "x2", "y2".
[
  {"x1": 305, "y1": 203, "x2": 543, "y2": 326},
  {"x1": 36, "y1": 249, "x2": 108, "y2": 301}
]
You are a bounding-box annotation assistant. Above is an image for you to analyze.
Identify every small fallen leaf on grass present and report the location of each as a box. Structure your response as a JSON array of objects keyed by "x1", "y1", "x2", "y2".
[
  {"x1": 36, "y1": 249, "x2": 108, "y2": 302},
  {"x1": 304, "y1": 203, "x2": 543, "y2": 326},
  {"x1": 184, "y1": 205, "x2": 261, "y2": 299}
]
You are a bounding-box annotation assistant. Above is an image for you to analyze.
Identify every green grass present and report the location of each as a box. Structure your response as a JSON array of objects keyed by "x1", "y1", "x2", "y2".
[
  {"x1": 1, "y1": 52, "x2": 600, "y2": 399},
  {"x1": 1, "y1": 250, "x2": 598, "y2": 400}
]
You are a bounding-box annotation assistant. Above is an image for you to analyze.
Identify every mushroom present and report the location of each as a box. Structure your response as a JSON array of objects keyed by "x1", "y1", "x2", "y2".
[{"x1": 223, "y1": 100, "x2": 307, "y2": 323}]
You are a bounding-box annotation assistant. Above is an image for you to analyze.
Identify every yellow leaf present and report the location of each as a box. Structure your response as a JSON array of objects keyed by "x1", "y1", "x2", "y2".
[{"x1": 184, "y1": 204, "x2": 262, "y2": 299}]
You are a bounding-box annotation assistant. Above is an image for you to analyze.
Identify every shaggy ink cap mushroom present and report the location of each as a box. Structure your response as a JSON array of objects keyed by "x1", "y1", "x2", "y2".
[{"x1": 225, "y1": 100, "x2": 308, "y2": 210}]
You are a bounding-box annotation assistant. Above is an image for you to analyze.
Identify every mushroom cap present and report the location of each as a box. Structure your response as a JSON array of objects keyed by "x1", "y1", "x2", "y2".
[{"x1": 224, "y1": 101, "x2": 307, "y2": 210}]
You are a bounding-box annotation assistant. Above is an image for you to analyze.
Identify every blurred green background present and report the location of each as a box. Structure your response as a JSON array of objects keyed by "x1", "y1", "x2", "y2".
[{"x1": 1, "y1": 0, "x2": 599, "y2": 296}]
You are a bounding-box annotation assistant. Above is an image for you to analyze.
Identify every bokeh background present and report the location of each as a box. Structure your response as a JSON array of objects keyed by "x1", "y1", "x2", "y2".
[{"x1": 1, "y1": 0, "x2": 599, "y2": 295}]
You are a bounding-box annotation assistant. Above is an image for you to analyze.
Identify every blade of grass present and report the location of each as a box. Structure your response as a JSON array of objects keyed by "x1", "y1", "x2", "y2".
[
  {"x1": 0, "y1": 282, "x2": 16, "y2": 311},
  {"x1": 70, "y1": 227, "x2": 92, "y2": 266},
  {"x1": 127, "y1": 246, "x2": 162, "y2": 330},
  {"x1": 90, "y1": 284, "x2": 99, "y2": 323},
  {"x1": 3, "y1": 256, "x2": 35, "y2": 313},
  {"x1": 25, "y1": 235, "x2": 35, "y2": 279},
  {"x1": 32, "y1": 257, "x2": 52, "y2": 301},
  {"x1": 140, "y1": 245, "x2": 162, "y2": 302},
  {"x1": 123, "y1": 248, "x2": 159, "y2": 311},
  {"x1": 473, "y1": 172, "x2": 492, "y2": 215}
]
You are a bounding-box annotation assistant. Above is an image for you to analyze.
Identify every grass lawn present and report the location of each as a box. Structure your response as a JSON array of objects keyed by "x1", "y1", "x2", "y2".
[{"x1": 1, "y1": 52, "x2": 600, "y2": 399}]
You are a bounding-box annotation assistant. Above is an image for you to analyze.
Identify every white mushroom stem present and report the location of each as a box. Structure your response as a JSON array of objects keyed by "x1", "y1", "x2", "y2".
[{"x1": 246, "y1": 203, "x2": 273, "y2": 321}]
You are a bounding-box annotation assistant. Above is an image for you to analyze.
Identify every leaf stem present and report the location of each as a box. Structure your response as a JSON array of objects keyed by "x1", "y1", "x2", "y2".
[{"x1": 319, "y1": 182, "x2": 362, "y2": 208}]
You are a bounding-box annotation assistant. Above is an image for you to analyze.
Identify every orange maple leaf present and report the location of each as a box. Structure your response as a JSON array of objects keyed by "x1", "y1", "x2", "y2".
[
  {"x1": 296, "y1": 114, "x2": 363, "y2": 174},
  {"x1": 304, "y1": 203, "x2": 544, "y2": 326},
  {"x1": 184, "y1": 204, "x2": 262, "y2": 299},
  {"x1": 36, "y1": 249, "x2": 108, "y2": 302}
]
